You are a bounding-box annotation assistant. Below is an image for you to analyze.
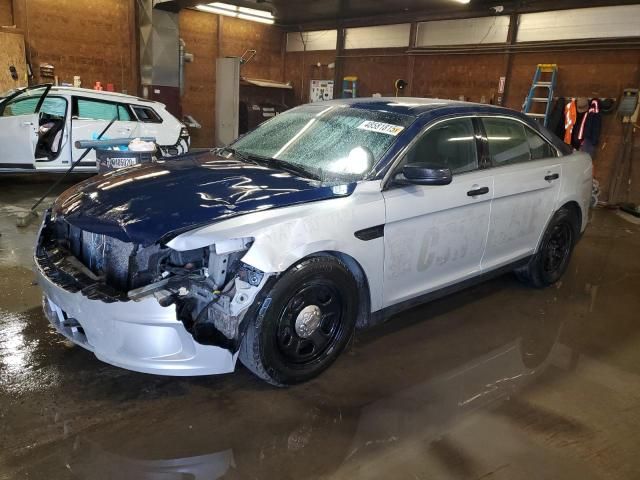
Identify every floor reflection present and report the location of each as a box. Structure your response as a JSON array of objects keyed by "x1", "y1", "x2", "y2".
[{"x1": 60, "y1": 315, "x2": 567, "y2": 479}]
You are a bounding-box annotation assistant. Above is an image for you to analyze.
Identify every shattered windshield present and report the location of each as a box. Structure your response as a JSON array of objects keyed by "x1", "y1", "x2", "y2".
[{"x1": 230, "y1": 104, "x2": 415, "y2": 183}]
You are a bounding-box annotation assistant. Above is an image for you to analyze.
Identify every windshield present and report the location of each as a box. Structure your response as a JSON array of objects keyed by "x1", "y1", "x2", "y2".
[
  {"x1": 231, "y1": 104, "x2": 415, "y2": 182},
  {"x1": 0, "y1": 85, "x2": 50, "y2": 117}
]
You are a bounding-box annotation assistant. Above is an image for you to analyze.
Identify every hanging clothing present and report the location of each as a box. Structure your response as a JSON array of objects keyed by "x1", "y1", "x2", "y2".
[
  {"x1": 572, "y1": 111, "x2": 586, "y2": 149},
  {"x1": 564, "y1": 99, "x2": 577, "y2": 145},
  {"x1": 578, "y1": 99, "x2": 602, "y2": 147}
]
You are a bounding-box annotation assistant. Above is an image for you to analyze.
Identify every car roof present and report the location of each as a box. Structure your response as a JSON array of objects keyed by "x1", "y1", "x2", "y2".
[
  {"x1": 311, "y1": 97, "x2": 517, "y2": 118},
  {"x1": 47, "y1": 86, "x2": 162, "y2": 106}
]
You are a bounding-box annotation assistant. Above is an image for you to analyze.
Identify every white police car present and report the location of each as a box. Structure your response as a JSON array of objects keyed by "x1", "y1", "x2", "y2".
[{"x1": 35, "y1": 98, "x2": 592, "y2": 385}]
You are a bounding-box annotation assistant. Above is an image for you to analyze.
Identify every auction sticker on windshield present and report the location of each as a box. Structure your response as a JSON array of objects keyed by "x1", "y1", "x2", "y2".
[{"x1": 357, "y1": 120, "x2": 405, "y2": 136}]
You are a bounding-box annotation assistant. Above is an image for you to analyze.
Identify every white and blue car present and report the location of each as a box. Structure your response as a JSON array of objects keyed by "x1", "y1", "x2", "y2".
[{"x1": 35, "y1": 98, "x2": 592, "y2": 385}]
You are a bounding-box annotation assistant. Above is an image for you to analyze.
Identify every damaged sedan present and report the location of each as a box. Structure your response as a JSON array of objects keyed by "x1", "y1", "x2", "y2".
[{"x1": 35, "y1": 98, "x2": 592, "y2": 385}]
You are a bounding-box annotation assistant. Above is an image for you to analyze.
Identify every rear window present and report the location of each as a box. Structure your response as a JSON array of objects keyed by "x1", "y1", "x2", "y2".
[
  {"x1": 483, "y1": 117, "x2": 531, "y2": 166},
  {"x1": 526, "y1": 126, "x2": 556, "y2": 160},
  {"x1": 132, "y1": 106, "x2": 163, "y2": 123}
]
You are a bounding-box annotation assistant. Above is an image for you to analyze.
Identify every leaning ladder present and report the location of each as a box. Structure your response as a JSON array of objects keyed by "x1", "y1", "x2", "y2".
[{"x1": 522, "y1": 64, "x2": 557, "y2": 127}]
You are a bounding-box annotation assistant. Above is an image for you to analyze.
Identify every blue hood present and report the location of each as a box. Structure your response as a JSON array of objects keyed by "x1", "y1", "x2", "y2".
[{"x1": 53, "y1": 152, "x2": 355, "y2": 246}]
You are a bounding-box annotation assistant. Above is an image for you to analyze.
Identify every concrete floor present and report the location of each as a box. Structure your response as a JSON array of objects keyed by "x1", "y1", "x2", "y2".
[{"x1": 1, "y1": 175, "x2": 640, "y2": 480}]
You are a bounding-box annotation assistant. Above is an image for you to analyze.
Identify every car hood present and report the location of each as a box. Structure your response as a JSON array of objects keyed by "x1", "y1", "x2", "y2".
[{"x1": 52, "y1": 151, "x2": 355, "y2": 246}]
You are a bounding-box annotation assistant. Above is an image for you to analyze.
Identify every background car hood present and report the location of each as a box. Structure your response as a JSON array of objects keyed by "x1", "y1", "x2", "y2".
[{"x1": 52, "y1": 151, "x2": 355, "y2": 246}]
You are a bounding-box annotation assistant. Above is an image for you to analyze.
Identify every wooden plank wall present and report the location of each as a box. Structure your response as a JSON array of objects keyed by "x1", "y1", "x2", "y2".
[
  {"x1": 31, "y1": 0, "x2": 137, "y2": 93},
  {"x1": 0, "y1": 0, "x2": 12, "y2": 26},
  {"x1": 9, "y1": 0, "x2": 137, "y2": 94},
  {"x1": 0, "y1": 31, "x2": 27, "y2": 91},
  {"x1": 179, "y1": 9, "x2": 218, "y2": 148}
]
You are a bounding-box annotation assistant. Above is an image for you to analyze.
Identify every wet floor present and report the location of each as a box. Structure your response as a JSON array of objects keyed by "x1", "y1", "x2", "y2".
[{"x1": 1, "y1": 174, "x2": 640, "y2": 479}]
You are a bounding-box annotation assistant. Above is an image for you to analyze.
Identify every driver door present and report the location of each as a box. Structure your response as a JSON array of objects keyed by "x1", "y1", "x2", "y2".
[
  {"x1": 382, "y1": 117, "x2": 494, "y2": 307},
  {"x1": 0, "y1": 85, "x2": 51, "y2": 169}
]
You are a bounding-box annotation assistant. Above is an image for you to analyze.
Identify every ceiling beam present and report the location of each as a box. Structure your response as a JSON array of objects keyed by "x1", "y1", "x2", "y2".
[
  {"x1": 156, "y1": 0, "x2": 640, "y2": 30},
  {"x1": 286, "y1": 0, "x2": 640, "y2": 31}
]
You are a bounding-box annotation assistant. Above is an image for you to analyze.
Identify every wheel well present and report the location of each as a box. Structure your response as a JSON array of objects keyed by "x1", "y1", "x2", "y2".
[
  {"x1": 560, "y1": 201, "x2": 582, "y2": 233},
  {"x1": 308, "y1": 251, "x2": 372, "y2": 329}
]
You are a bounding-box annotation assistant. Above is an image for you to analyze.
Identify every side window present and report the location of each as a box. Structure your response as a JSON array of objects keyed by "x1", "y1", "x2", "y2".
[
  {"x1": 40, "y1": 97, "x2": 68, "y2": 119},
  {"x1": 118, "y1": 105, "x2": 132, "y2": 121},
  {"x1": 0, "y1": 85, "x2": 49, "y2": 117},
  {"x1": 75, "y1": 98, "x2": 119, "y2": 121},
  {"x1": 405, "y1": 118, "x2": 478, "y2": 175},
  {"x1": 483, "y1": 117, "x2": 531, "y2": 166},
  {"x1": 2, "y1": 97, "x2": 39, "y2": 116},
  {"x1": 525, "y1": 126, "x2": 556, "y2": 160},
  {"x1": 132, "y1": 106, "x2": 163, "y2": 123}
]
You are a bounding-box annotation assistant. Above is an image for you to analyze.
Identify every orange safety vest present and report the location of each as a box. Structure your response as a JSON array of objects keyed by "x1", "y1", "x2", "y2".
[{"x1": 564, "y1": 99, "x2": 577, "y2": 145}]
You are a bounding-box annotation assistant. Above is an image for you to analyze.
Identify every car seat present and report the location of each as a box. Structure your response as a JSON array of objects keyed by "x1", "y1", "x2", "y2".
[{"x1": 36, "y1": 119, "x2": 64, "y2": 160}]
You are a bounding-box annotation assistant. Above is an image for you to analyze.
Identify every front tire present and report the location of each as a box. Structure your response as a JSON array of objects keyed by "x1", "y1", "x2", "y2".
[
  {"x1": 239, "y1": 256, "x2": 358, "y2": 386},
  {"x1": 515, "y1": 207, "x2": 578, "y2": 288}
]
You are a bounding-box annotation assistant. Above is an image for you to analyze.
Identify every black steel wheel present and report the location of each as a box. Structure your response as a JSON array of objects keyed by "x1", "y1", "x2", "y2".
[
  {"x1": 239, "y1": 256, "x2": 358, "y2": 386},
  {"x1": 515, "y1": 207, "x2": 578, "y2": 288},
  {"x1": 542, "y1": 222, "x2": 573, "y2": 275},
  {"x1": 275, "y1": 282, "x2": 345, "y2": 366}
]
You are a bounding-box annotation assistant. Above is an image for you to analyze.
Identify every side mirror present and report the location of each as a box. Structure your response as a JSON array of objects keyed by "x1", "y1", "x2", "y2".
[{"x1": 401, "y1": 163, "x2": 452, "y2": 186}]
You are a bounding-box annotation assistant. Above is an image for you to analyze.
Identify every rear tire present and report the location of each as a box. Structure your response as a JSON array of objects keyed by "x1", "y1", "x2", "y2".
[
  {"x1": 515, "y1": 207, "x2": 578, "y2": 288},
  {"x1": 239, "y1": 256, "x2": 358, "y2": 386}
]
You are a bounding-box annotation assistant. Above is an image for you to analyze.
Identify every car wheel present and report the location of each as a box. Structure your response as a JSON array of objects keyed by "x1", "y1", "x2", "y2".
[
  {"x1": 515, "y1": 207, "x2": 578, "y2": 288},
  {"x1": 239, "y1": 256, "x2": 358, "y2": 386}
]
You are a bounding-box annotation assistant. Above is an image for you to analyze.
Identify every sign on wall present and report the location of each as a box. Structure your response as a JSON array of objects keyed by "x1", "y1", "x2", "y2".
[{"x1": 310, "y1": 80, "x2": 334, "y2": 102}]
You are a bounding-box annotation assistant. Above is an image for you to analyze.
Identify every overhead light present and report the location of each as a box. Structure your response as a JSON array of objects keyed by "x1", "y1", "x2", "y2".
[
  {"x1": 196, "y1": 4, "x2": 237, "y2": 16},
  {"x1": 238, "y1": 6, "x2": 273, "y2": 18},
  {"x1": 210, "y1": 2, "x2": 238, "y2": 12},
  {"x1": 196, "y1": 2, "x2": 275, "y2": 24},
  {"x1": 238, "y1": 13, "x2": 274, "y2": 24},
  {"x1": 452, "y1": 0, "x2": 471, "y2": 3}
]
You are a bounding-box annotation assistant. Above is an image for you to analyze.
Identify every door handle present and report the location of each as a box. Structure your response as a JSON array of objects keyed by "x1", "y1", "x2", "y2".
[
  {"x1": 22, "y1": 121, "x2": 34, "y2": 126},
  {"x1": 467, "y1": 186, "x2": 490, "y2": 197},
  {"x1": 545, "y1": 173, "x2": 560, "y2": 181}
]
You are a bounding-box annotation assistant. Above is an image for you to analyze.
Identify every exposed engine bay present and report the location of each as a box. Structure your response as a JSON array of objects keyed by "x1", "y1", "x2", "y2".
[{"x1": 36, "y1": 211, "x2": 272, "y2": 352}]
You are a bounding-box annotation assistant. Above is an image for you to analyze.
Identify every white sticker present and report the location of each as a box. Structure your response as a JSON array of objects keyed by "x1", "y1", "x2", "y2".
[{"x1": 357, "y1": 120, "x2": 405, "y2": 136}]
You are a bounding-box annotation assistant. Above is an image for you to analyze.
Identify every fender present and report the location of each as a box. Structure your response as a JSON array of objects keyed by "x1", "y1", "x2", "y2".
[{"x1": 167, "y1": 181, "x2": 387, "y2": 313}]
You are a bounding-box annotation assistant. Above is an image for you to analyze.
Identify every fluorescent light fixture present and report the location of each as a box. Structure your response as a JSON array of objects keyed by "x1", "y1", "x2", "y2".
[
  {"x1": 196, "y1": 4, "x2": 237, "y2": 16},
  {"x1": 238, "y1": 6, "x2": 273, "y2": 18},
  {"x1": 452, "y1": 0, "x2": 471, "y2": 3},
  {"x1": 238, "y1": 13, "x2": 274, "y2": 24},
  {"x1": 210, "y1": 2, "x2": 238, "y2": 11},
  {"x1": 197, "y1": 2, "x2": 275, "y2": 24}
]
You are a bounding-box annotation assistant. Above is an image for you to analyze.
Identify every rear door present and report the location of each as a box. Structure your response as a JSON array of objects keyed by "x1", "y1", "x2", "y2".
[
  {"x1": 130, "y1": 104, "x2": 172, "y2": 145},
  {"x1": 0, "y1": 85, "x2": 50, "y2": 169},
  {"x1": 382, "y1": 117, "x2": 494, "y2": 307},
  {"x1": 480, "y1": 116, "x2": 562, "y2": 270},
  {"x1": 71, "y1": 97, "x2": 139, "y2": 165}
]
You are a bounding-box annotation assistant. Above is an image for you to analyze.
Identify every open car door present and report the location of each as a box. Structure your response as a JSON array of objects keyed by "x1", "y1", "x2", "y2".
[{"x1": 0, "y1": 84, "x2": 52, "y2": 170}]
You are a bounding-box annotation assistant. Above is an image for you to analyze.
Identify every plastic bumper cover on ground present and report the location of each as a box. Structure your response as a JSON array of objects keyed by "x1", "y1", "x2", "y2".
[{"x1": 36, "y1": 261, "x2": 237, "y2": 376}]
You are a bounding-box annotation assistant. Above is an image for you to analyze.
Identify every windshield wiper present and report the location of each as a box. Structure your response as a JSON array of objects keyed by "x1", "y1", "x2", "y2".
[
  {"x1": 219, "y1": 147, "x2": 322, "y2": 181},
  {"x1": 244, "y1": 153, "x2": 322, "y2": 181},
  {"x1": 218, "y1": 146, "x2": 248, "y2": 160},
  {"x1": 257, "y1": 156, "x2": 322, "y2": 181}
]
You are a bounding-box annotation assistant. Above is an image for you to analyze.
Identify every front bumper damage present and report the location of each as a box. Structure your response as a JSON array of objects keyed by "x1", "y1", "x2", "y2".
[{"x1": 35, "y1": 212, "x2": 268, "y2": 376}]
